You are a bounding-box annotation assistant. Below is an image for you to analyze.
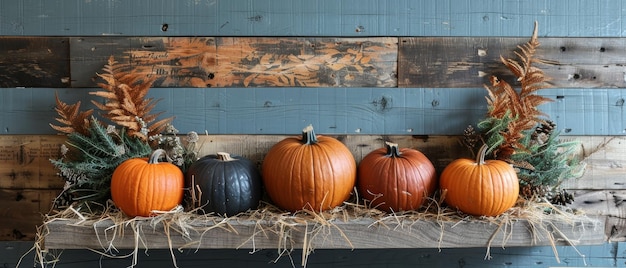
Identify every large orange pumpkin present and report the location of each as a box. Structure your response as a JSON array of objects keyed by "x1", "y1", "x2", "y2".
[
  {"x1": 358, "y1": 142, "x2": 437, "y2": 212},
  {"x1": 111, "y1": 149, "x2": 184, "y2": 217},
  {"x1": 439, "y1": 145, "x2": 519, "y2": 216},
  {"x1": 262, "y1": 125, "x2": 356, "y2": 212}
]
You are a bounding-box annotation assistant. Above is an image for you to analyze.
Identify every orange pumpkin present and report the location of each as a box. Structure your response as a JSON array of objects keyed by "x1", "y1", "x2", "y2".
[
  {"x1": 358, "y1": 142, "x2": 437, "y2": 212},
  {"x1": 111, "y1": 149, "x2": 184, "y2": 217},
  {"x1": 439, "y1": 145, "x2": 519, "y2": 216},
  {"x1": 262, "y1": 125, "x2": 356, "y2": 212}
]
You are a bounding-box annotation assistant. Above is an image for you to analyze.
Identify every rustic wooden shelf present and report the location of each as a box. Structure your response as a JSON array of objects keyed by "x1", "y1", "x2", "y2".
[{"x1": 42, "y1": 216, "x2": 606, "y2": 250}]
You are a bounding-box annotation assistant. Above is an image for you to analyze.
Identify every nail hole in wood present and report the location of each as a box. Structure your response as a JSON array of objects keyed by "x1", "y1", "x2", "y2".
[{"x1": 161, "y1": 24, "x2": 169, "y2": 31}]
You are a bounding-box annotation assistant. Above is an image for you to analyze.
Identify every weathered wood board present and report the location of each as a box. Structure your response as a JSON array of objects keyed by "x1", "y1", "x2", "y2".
[
  {"x1": 43, "y1": 217, "x2": 605, "y2": 250},
  {"x1": 2, "y1": 0, "x2": 626, "y2": 38},
  {"x1": 12, "y1": 241, "x2": 621, "y2": 268},
  {"x1": 0, "y1": 189, "x2": 55, "y2": 241},
  {"x1": 0, "y1": 135, "x2": 65, "y2": 189},
  {"x1": 570, "y1": 190, "x2": 626, "y2": 242},
  {"x1": 0, "y1": 37, "x2": 70, "y2": 88},
  {"x1": 562, "y1": 136, "x2": 626, "y2": 190},
  {"x1": 2, "y1": 37, "x2": 626, "y2": 89},
  {"x1": 399, "y1": 37, "x2": 626, "y2": 88},
  {"x1": 70, "y1": 37, "x2": 398, "y2": 88},
  {"x1": 5, "y1": 87, "x2": 624, "y2": 136}
]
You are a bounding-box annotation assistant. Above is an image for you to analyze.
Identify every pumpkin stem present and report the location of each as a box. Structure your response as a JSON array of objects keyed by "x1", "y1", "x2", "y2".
[
  {"x1": 217, "y1": 152, "x2": 236, "y2": 161},
  {"x1": 476, "y1": 144, "x2": 488, "y2": 165},
  {"x1": 149, "y1": 149, "x2": 167, "y2": 164},
  {"x1": 301, "y1": 124, "x2": 318, "y2": 145},
  {"x1": 384, "y1": 141, "x2": 402, "y2": 157}
]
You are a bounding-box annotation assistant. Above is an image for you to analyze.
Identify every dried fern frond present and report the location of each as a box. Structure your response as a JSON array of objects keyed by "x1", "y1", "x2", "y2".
[
  {"x1": 49, "y1": 92, "x2": 94, "y2": 135},
  {"x1": 90, "y1": 56, "x2": 173, "y2": 141},
  {"x1": 481, "y1": 22, "x2": 554, "y2": 159},
  {"x1": 500, "y1": 21, "x2": 553, "y2": 122}
]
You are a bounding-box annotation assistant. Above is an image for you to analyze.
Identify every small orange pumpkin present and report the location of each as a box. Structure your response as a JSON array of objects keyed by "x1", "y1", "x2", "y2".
[
  {"x1": 262, "y1": 125, "x2": 356, "y2": 212},
  {"x1": 439, "y1": 145, "x2": 519, "y2": 216},
  {"x1": 358, "y1": 142, "x2": 437, "y2": 212},
  {"x1": 111, "y1": 149, "x2": 184, "y2": 217}
]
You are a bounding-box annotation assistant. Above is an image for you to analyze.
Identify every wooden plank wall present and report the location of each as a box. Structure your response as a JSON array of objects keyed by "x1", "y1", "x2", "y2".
[{"x1": 2, "y1": 0, "x2": 626, "y2": 267}]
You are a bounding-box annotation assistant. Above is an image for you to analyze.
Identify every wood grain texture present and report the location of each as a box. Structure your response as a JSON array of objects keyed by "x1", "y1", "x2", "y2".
[
  {"x1": 70, "y1": 37, "x2": 397, "y2": 88},
  {"x1": 0, "y1": 135, "x2": 65, "y2": 189},
  {"x1": 4, "y1": 87, "x2": 624, "y2": 136},
  {"x1": 10, "y1": 241, "x2": 621, "y2": 268},
  {"x1": 562, "y1": 136, "x2": 626, "y2": 190},
  {"x1": 399, "y1": 37, "x2": 626, "y2": 88},
  {"x1": 0, "y1": 189, "x2": 55, "y2": 241},
  {"x1": 2, "y1": 0, "x2": 626, "y2": 37},
  {"x1": 570, "y1": 190, "x2": 626, "y2": 242},
  {"x1": 0, "y1": 36, "x2": 624, "y2": 89},
  {"x1": 0, "y1": 37, "x2": 69, "y2": 87},
  {"x1": 42, "y1": 217, "x2": 605, "y2": 250}
]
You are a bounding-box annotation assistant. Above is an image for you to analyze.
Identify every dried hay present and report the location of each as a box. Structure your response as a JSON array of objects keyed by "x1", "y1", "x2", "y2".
[{"x1": 28, "y1": 189, "x2": 600, "y2": 268}]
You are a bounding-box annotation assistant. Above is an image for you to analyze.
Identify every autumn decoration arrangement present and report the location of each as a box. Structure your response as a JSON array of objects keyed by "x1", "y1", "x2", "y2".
[
  {"x1": 459, "y1": 22, "x2": 582, "y2": 208},
  {"x1": 41, "y1": 23, "x2": 588, "y2": 267}
]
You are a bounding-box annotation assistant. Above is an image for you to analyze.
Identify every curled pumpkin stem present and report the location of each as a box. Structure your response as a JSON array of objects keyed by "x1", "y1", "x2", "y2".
[
  {"x1": 149, "y1": 149, "x2": 167, "y2": 164},
  {"x1": 476, "y1": 144, "x2": 488, "y2": 165}
]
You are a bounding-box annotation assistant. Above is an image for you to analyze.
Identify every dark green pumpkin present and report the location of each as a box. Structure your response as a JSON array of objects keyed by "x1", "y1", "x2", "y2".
[{"x1": 186, "y1": 152, "x2": 262, "y2": 216}]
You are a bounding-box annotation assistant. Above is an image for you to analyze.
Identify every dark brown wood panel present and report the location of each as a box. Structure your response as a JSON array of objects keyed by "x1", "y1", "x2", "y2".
[
  {"x1": 1, "y1": 37, "x2": 624, "y2": 89},
  {"x1": 0, "y1": 189, "x2": 56, "y2": 241},
  {"x1": 70, "y1": 37, "x2": 398, "y2": 88},
  {"x1": 0, "y1": 135, "x2": 65, "y2": 189},
  {"x1": 399, "y1": 37, "x2": 626, "y2": 88},
  {"x1": 0, "y1": 37, "x2": 70, "y2": 87}
]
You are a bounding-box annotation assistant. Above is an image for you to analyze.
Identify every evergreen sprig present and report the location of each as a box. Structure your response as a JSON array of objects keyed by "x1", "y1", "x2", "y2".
[
  {"x1": 51, "y1": 117, "x2": 152, "y2": 208},
  {"x1": 510, "y1": 123, "x2": 584, "y2": 197},
  {"x1": 477, "y1": 110, "x2": 516, "y2": 158}
]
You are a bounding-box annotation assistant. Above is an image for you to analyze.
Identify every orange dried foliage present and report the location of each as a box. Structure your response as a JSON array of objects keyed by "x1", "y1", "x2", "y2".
[
  {"x1": 49, "y1": 93, "x2": 94, "y2": 135},
  {"x1": 90, "y1": 56, "x2": 173, "y2": 141},
  {"x1": 484, "y1": 22, "x2": 553, "y2": 159}
]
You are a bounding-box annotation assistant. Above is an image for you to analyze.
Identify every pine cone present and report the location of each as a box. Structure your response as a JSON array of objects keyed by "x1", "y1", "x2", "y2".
[
  {"x1": 547, "y1": 189, "x2": 574, "y2": 206},
  {"x1": 463, "y1": 125, "x2": 480, "y2": 149}
]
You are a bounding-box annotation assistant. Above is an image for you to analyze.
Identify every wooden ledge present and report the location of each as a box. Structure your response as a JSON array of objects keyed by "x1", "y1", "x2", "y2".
[{"x1": 42, "y1": 216, "x2": 606, "y2": 250}]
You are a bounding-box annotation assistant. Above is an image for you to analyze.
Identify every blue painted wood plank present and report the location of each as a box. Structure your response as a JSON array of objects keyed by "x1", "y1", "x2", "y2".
[
  {"x1": 3, "y1": 87, "x2": 625, "y2": 136},
  {"x1": 6, "y1": 241, "x2": 622, "y2": 268},
  {"x1": 540, "y1": 88, "x2": 623, "y2": 135},
  {"x1": 2, "y1": 0, "x2": 626, "y2": 37}
]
